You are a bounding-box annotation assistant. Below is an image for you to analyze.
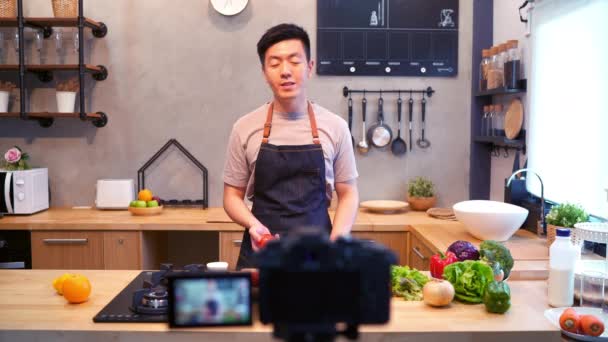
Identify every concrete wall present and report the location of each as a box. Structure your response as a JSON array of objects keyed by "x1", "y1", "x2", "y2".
[
  {"x1": 0, "y1": 0, "x2": 473, "y2": 208},
  {"x1": 490, "y1": 0, "x2": 530, "y2": 201}
]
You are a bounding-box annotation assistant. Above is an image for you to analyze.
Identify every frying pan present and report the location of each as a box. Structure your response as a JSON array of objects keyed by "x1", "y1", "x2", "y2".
[{"x1": 367, "y1": 93, "x2": 393, "y2": 148}]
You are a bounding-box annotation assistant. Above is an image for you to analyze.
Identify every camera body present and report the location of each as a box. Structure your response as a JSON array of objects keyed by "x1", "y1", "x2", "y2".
[{"x1": 256, "y1": 227, "x2": 397, "y2": 328}]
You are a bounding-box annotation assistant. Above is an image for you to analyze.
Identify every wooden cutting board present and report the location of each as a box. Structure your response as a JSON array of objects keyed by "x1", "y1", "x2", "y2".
[{"x1": 505, "y1": 98, "x2": 524, "y2": 139}]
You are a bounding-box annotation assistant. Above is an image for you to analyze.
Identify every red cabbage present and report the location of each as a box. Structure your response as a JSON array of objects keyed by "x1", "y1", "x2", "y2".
[{"x1": 447, "y1": 240, "x2": 480, "y2": 261}]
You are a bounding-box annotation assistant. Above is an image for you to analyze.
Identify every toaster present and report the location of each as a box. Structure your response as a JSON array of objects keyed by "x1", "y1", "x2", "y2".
[{"x1": 95, "y1": 179, "x2": 134, "y2": 209}]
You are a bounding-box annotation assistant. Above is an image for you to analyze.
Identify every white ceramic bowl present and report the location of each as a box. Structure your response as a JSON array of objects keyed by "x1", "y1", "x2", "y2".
[
  {"x1": 453, "y1": 200, "x2": 529, "y2": 241},
  {"x1": 206, "y1": 261, "x2": 229, "y2": 271}
]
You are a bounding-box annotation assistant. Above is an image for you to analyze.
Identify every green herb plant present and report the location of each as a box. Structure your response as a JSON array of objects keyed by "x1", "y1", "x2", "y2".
[
  {"x1": 407, "y1": 177, "x2": 435, "y2": 198},
  {"x1": 545, "y1": 203, "x2": 588, "y2": 228}
]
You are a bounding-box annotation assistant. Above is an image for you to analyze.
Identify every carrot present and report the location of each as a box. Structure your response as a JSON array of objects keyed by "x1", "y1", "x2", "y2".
[
  {"x1": 579, "y1": 314, "x2": 605, "y2": 337},
  {"x1": 559, "y1": 308, "x2": 580, "y2": 333}
]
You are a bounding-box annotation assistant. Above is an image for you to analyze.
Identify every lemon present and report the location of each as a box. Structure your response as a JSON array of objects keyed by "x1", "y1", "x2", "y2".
[{"x1": 52, "y1": 273, "x2": 73, "y2": 295}]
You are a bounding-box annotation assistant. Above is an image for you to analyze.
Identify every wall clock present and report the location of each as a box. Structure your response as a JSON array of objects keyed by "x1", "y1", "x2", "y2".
[{"x1": 210, "y1": 0, "x2": 249, "y2": 16}]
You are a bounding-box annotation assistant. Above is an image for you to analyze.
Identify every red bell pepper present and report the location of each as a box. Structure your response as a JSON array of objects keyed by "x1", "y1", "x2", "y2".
[{"x1": 430, "y1": 251, "x2": 458, "y2": 279}]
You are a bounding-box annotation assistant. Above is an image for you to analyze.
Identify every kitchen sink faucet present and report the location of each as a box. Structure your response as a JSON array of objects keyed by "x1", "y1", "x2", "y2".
[{"x1": 507, "y1": 168, "x2": 546, "y2": 235}]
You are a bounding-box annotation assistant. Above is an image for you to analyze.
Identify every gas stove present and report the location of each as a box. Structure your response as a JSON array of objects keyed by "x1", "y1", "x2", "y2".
[{"x1": 94, "y1": 263, "x2": 206, "y2": 323}]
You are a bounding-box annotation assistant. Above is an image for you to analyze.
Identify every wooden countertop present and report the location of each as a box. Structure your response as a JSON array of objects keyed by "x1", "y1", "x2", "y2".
[
  {"x1": 0, "y1": 208, "x2": 550, "y2": 280},
  {"x1": 0, "y1": 270, "x2": 559, "y2": 341}
]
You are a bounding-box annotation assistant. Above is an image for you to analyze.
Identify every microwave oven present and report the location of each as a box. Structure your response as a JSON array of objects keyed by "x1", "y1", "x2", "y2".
[{"x1": 0, "y1": 168, "x2": 49, "y2": 215}]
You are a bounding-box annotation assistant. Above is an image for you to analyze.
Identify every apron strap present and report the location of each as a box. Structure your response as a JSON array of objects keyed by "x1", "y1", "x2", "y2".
[{"x1": 262, "y1": 102, "x2": 321, "y2": 145}]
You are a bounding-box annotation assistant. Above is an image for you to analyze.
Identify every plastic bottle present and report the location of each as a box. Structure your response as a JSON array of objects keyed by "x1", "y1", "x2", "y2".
[{"x1": 548, "y1": 228, "x2": 579, "y2": 307}]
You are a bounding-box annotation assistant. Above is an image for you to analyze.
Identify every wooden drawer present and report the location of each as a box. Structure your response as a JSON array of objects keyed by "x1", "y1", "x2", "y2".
[
  {"x1": 352, "y1": 231, "x2": 409, "y2": 265},
  {"x1": 219, "y1": 231, "x2": 245, "y2": 270},
  {"x1": 104, "y1": 231, "x2": 141, "y2": 270},
  {"x1": 32, "y1": 231, "x2": 104, "y2": 269},
  {"x1": 409, "y1": 233, "x2": 436, "y2": 271}
]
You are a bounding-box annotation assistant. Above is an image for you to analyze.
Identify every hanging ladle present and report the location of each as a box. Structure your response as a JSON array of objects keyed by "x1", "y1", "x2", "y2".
[
  {"x1": 357, "y1": 91, "x2": 369, "y2": 154},
  {"x1": 391, "y1": 92, "x2": 407, "y2": 155},
  {"x1": 416, "y1": 93, "x2": 431, "y2": 149}
]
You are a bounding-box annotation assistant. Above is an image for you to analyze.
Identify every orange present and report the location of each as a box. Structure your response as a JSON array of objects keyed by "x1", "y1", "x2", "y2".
[
  {"x1": 62, "y1": 274, "x2": 92, "y2": 304},
  {"x1": 52, "y1": 273, "x2": 73, "y2": 295},
  {"x1": 138, "y1": 189, "x2": 153, "y2": 202}
]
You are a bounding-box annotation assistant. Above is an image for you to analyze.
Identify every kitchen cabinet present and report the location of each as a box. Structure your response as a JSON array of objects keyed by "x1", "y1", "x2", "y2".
[
  {"x1": 103, "y1": 231, "x2": 141, "y2": 270},
  {"x1": 32, "y1": 231, "x2": 104, "y2": 269},
  {"x1": 31, "y1": 231, "x2": 141, "y2": 270},
  {"x1": 219, "y1": 231, "x2": 244, "y2": 270},
  {"x1": 408, "y1": 232, "x2": 436, "y2": 271},
  {"x1": 352, "y1": 231, "x2": 408, "y2": 265}
]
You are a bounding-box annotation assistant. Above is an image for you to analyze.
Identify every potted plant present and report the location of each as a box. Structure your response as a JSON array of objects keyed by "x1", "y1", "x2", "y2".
[
  {"x1": 545, "y1": 203, "x2": 588, "y2": 246},
  {"x1": 407, "y1": 177, "x2": 437, "y2": 211},
  {"x1": 56, "y1": 78, "x2": 78, "y2": 113},
  {"x1": 2, "y1": 146, "x2": 30, "y2": 171},
  {"x1": 0, "y1": 81, "x2": 15, "y2": 112}
]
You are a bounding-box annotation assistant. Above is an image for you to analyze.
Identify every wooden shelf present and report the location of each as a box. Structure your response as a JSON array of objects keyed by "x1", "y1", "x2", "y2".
[
  {"x1": 0, "y1": 17, "x2": 107, "y2": 37},
  {"x1": 474, "y1": 135, "x2": 525, "y2": 149},
  {"x1": 0, "y1": 64, "x2": 107, "y2": 81},
  {"x1": 0, "y1": 112, "x2": 107, "y2": 127},
  {"x1": 475, "y1": 80, "x2": 527, "y2": 97}
]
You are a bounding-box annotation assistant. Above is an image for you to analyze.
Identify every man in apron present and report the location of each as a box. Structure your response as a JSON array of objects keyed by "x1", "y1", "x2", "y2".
[{"x1": 223, "y1": 24, "x2": 359, "y2": 269}]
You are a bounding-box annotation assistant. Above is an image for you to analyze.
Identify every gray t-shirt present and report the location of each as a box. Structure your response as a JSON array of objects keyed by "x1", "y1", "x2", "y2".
[{"x1": 223, "y1": 102, "x2": 358, "y2": 201}]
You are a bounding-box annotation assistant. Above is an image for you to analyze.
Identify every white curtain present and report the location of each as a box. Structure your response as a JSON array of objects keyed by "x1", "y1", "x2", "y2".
[{"x1": 527, "y1": 0, "x2": 608, "y2": 218}]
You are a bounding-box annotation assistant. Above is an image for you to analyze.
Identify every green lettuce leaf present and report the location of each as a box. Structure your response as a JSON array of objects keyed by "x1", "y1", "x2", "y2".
[{"x1": 443, "y1": 260, "x2": 494, "y2": 303}]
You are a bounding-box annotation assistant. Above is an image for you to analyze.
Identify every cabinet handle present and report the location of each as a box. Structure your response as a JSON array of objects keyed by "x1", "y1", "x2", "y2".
[
  {"x1": 43, "y1": 238, "x2": 88, "y2": 245},
  {"x1": 412, "y1": 246, "x2": 426, "y2": 260},
  {"x1": 232, "y1": 239, "x2": 242, "y2": 246},
  {"x1": 361, "y1": 239, "x2": 376, "y2": 244}
]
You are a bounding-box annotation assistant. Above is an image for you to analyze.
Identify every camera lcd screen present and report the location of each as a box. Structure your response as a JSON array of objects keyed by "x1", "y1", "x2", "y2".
[{"x1": 168, "y1": 273, "x2": 252, "y2": 327}]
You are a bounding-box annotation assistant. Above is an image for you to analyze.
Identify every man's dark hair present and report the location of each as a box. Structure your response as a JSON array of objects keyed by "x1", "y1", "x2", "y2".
[{"x1": 257, "y1": 23, "x2": 311, "y2": 66}]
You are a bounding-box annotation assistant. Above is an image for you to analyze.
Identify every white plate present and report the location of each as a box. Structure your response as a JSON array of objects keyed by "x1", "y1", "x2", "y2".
[
  {"x1": 544, "y1": 307, "x2": 608, "y2": 341},
  {"x1": 360, "y1": 200, "x2": 409, "y2": 213}
]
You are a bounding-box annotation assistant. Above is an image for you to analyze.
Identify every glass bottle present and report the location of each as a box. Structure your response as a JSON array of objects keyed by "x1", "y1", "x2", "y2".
[
  {"x1": 481, "y1": 105, "x2": 488, "y2": 136},
  {"x1": 479, "y1": 49, "x2": 491, "y2": 92},
  {"x1": 548, "y1": 229, "x2": 578, "y2": 307},
  {"x1": 494, "y1": 104, "x2": 504, "y2": 136},
  {"x1": 505, "y1": 40, "x2": 521, "y2": 89}
]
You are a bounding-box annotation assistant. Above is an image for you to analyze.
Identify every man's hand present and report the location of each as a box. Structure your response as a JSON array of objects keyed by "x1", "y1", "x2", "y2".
[{"x1": 248, "y1": 223, "x2": 279, "y2": 252}]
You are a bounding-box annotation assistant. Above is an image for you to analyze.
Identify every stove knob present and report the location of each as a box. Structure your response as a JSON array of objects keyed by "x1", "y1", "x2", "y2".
[
  {"x1": 0, "y1": 240, "x2": 7, "y2": 249},
  {"x1": 17, "y1": 192, "x2": 25, "y2": 201}
]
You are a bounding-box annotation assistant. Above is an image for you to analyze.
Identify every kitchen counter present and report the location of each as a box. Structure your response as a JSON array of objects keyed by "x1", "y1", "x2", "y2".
[
  {"x1": 0, "y1": 207, "x2": 550, "y2": 278},
  {"x1": 0, "y1": 270, "x2": 560, "y2": 342}
]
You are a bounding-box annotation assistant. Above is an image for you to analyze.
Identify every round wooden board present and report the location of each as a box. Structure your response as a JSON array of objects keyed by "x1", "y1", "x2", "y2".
[{"x1": 505, "y1": 98, "x2": 524, "y2": 139}]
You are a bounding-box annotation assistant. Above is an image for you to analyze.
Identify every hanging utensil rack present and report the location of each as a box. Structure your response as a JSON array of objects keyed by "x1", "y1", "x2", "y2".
[
  {"x1": 137, "y1": 139, "x2": 209, "y2": 209},
  {"x1": 342, "y1": 86, "x2": 435, "y2": 98},
  {"x1": 0, "y1": 0, "x2": 108, "y2": 127}
]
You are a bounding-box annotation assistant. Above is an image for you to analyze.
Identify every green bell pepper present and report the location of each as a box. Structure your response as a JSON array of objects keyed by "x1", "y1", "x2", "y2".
[{"x1": 483, "y1": 281, "x2": 511, "y2": 314}]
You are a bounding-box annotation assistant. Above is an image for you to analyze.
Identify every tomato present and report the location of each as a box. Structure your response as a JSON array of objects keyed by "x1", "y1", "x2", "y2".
[{"x1": 257, "y1": 234, "x2": 275, "y2": 249}]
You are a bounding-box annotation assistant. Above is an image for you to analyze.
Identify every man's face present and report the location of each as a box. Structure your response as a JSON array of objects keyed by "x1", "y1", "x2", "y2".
[{"x1": 262, "y1": 39, "x2": 314, "y2": 102}]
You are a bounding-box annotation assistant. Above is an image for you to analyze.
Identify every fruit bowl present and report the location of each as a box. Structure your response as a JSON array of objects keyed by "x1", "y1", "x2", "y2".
[{"x1": 128, "y1": 205, "x2": 163, "y2": 216}]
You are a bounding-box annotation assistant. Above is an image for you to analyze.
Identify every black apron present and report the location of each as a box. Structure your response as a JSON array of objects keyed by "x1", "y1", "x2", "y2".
[{"x1": 236, "y1": 102, "x2": 332, "y2": 269}]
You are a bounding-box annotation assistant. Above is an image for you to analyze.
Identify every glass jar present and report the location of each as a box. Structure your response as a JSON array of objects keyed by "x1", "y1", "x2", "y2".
[
  {"x1": 479, "y1": 49, "x2": 491, "y2": 91},
  {"x1": 487, "y1": 46, "x2": 503, "y2": 90},
  {"x1": 505, "y1": 40, "x2": 521, "y2": 89},
  {"x1": 481, "y1": 105, "x2": 489, "y2": 136}
]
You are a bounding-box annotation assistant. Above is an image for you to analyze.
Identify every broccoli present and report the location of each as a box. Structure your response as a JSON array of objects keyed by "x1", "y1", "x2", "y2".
[{"x1": 479, "y1": 240, "x2": 514, "y2": 279}]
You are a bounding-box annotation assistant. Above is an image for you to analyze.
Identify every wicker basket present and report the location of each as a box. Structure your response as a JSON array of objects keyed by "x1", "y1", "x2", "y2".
[
  {"x1": 0, "y1": 0, "x2": 17, "y2": 18},
  {"x1": 52, "y1": 0, "x2": 78, "y2": 17},
  {"x1": 547, "y1": 224, "x2": 578, "y2": 246}
]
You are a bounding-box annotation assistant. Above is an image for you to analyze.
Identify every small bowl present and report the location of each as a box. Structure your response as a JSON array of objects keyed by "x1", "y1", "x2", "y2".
[
  {"x1": 206, "y1": 261, "x2": 229, "y2": 271},
  {"x1": 128, "y1": 205, "x2": 163, "y2": 216}
]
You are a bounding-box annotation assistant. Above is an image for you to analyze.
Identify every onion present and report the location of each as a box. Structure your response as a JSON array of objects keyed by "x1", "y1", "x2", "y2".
[{"x1": 423, "y1": 279, "x2": 455, "y2": 307}]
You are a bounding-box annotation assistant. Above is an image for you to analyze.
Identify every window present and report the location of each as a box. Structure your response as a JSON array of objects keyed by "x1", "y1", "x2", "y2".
[{"x1": 527, "y1": 0, "x2": 608, "y2": 219}]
